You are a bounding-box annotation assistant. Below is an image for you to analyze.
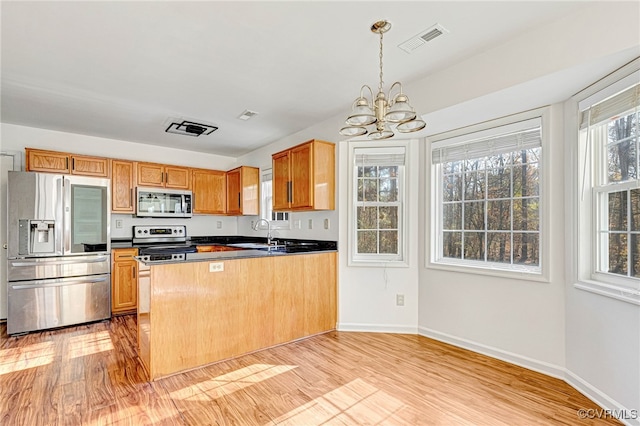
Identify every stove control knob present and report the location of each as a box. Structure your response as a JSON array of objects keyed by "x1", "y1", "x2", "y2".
[
  {"x1": 144, "y1": 230, "x2": 148, "y2": 234},
  {"x1": 178, "y1": 229, "x2": 183, "y2": 233},
  {"x1": 137, "y1": 229, "x2": 142, "y2": 234}
]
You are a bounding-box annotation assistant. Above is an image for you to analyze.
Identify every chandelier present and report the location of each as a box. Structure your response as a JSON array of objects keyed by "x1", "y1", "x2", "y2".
[{"x1": 339, "y1": 20, "x2": 426, "y2": 140}]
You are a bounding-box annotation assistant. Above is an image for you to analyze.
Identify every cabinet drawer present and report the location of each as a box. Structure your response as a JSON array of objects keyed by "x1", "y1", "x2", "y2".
[{"x1": 113, "y1": 248, "x2": 138, "y2": 260}]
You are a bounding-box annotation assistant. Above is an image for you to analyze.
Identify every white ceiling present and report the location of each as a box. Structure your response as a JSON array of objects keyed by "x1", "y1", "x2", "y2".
[{"x1": 0, "y1": 1, "x2": 626, "y2": 157}]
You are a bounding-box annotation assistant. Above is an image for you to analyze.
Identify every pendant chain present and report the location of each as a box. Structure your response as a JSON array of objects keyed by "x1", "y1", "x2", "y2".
[{"x1": 378, "y1": 31, "x2": 384, "y2": 94}]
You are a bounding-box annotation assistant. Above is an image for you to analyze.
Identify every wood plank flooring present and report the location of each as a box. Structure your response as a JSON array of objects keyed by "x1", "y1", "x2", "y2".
[{"x1": 0, "y1": 315, "x2": 620, "y2": 425}]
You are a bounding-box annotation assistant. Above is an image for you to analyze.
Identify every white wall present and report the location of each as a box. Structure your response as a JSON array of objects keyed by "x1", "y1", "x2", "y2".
[
  {"x1": 563, "y1": 66, "x2": 640, "y2": 418},
  {"x1": 419, "y1": 104, "x2": 567, "y2": 376},
  {"x1": 412, "y1": 1, "x2": 640, "y2": 421}
]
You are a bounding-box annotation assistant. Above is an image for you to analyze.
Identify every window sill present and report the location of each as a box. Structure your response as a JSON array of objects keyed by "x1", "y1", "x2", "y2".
[
  {"x1": 427, "y1": 260, "x2": 548, "y2": 283},
  {"x1": 573, "y1": 280, "x2": 640, "y2": 306},
  {"x1": 348, "y1": 259, "x2": 409, "y2": 268}
]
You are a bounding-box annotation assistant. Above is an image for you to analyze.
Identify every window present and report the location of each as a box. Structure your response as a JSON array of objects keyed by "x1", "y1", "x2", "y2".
[
  {"x1": 260, "y1": 169, "x2": 289, "y2": 229},
  {"x1": 431, "y1": 116, "x2": 543, "y2": 274},
  {"x1": 350, "y1": 145, "x2": 406, "y2": 265},
  {"x1": 579, "y1": 76, "x2": 640, "y2": 290}
]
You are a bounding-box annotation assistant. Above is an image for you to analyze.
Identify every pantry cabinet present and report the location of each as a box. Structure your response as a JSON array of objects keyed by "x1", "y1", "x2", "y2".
[
  {"x1": 111, "y1": 248, "x2": 138, "y2": 315},
  {"x1": 136, "y1": 162, "x2": 191, "y2": 190},
  {"x1": 272, "y1": 139, "x2": 335, "y2": 211},
  {"x1": 192, "y1": 169, "x2": 226, "y2": 214},
  {"x1": 226, "y1": 166, "x2": 259, "y2": 216}
]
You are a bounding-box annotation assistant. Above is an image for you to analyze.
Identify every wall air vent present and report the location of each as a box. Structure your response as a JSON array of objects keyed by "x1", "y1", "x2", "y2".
[
  {"x1": 165, "y1": 120, "x2": 218, "y2": 137},
  {"x1": 398, "y1": 23, "x2": 449, "y2": 54}
]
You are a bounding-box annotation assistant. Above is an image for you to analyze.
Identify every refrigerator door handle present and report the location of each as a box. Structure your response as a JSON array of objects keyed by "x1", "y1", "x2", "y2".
[
  {"x1": 10, "y1": 276, "x2": 109, "y2": 290},
  {"x1": 10, "y1": 255, "x2": 109, "y2": 267}
]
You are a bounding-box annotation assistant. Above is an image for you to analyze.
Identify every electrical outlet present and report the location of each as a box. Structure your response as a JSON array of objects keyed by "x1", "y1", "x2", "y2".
[
  {"x1": 396, "y1": 294, "x2": 405, "y2": 306},
  {"x1": 294, "y1": 220, "x2": 301, "y2": 229},
  {"x1": 209, "y1": 262, "x2": 224, "y2": 272},
  {"x1": 216, "y1": 221, "x2": 222, "y2": 229},
  {"x1": 251, "y1": 221, "x2": 255, "y2": 229},
  {"x1": 308, "y1": 219, "x2": 313, "y2": 229},
  {"x1": 115, "y1": 219, "x2": 123, "y2": 229},
  {"x1": 324, "y1": 218, "x2": 330, "y2": 229}
]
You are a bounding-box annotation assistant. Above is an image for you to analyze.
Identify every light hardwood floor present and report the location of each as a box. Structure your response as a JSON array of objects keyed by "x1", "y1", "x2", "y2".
[{"x1": 0, "y1": 315, "x2": 620, "y2": 425}]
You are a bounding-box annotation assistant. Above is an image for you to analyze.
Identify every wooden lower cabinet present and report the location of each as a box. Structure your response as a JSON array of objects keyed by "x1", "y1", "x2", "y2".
[
  {"x1": 111, "y1": 248, "x2": 138, "y2": 315},
  {"x1": 140, "y1": 252, "x2": 337, "y2": 379}
]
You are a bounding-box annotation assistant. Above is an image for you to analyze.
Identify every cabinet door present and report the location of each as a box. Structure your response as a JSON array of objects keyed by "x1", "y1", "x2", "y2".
[
  {"x1": 272, "y1": 151, "x2": 291, "y2": 211},
  {"x1": 111, "y1": 160, "x2": 135, "y2": 213},
  {"x1": 136, "y1": 162, "x2": 165, "y2": 187},
  {"x1": 192, "y1": 169, "x2": 226, "y2": 214},
  {"x1": 290, "y1": 143, "x2": 313, "y2": 209},
  {"x1": 71, "y1": 155, "x2": 110, "y2": 177},
  {"x1": 26, "y1": 149, "x2": 70, "y2": 173},
  {"x1": 112, "y1": 259, "x2": 138, "y2": 314},
  {"x1": 226, "y1": 168, "x2": 241, "y2": 215},
  {"x1": 240, "y1": 166, "x2": 260, "y2": 216},
  {"x1": 165, "y1": 166, "x2": 191, "y2": 190}
]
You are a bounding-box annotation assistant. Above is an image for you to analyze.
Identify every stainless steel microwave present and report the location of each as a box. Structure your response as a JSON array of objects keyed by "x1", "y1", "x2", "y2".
[{"x1": 136, "y1": 187, "x2": 192, "y2": 218}]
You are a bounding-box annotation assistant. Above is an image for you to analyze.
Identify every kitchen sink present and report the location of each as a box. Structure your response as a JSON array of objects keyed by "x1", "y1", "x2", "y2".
[{"x1": 227, "y1": 243, "x2": 286, "y2": 250}]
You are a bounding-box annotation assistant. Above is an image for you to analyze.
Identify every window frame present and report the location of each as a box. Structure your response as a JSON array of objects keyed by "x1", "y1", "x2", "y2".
[
  {"x1": 427, "y1": 108, "x2": 550, "y2": 282},
  {"x1": 348, "y1": 140, "x2": 410, "y2": 267},
  {"x1": 569, "y1": 61, "x2": 640, "y2": 305}
]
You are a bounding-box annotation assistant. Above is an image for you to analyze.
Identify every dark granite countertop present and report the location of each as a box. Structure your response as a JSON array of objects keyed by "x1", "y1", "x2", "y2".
[{"x1": 123, "y1": 235, "x2": 337, "y2": 265}]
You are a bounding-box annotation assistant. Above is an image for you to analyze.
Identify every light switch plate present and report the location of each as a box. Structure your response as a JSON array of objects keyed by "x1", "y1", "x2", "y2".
[{"x1": 115, "y1": 219, "x2": 123, "y2": 229}]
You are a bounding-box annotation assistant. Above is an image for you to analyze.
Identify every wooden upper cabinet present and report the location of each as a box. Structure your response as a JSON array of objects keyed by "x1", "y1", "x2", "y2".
[
  {"x1": 226, "y1": 166, "x2": 259, "y2": 216},
  {"x1": 272, "y1": 139, "x2": 335, "y2": 211},
  {"x1": 70, "y1": 155, "x2": 110, "y2": 177},
  {"x1": 112, "y1": 160, "x2": 135, "y2": 213},
  {"x1": 136, "y1": 162, "x2": 191, "y2": 189},
  {"x1": 192, "y1": 169, "x2": 226, "y2": 214},
  {"x1": 26, "y1": 148, "x2": 109, "y2": 177},
  {"x1": 26, "y1": 149, "x2": 71, "y2": 173},
  {"x1": 272, "y1": 151, "x2": 291, "y2": 211}
]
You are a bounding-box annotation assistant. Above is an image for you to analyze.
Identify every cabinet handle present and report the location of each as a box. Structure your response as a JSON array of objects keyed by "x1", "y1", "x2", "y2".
[
  {"x1": 287, "y1": 181, "x2": 292, "y2": 203},
  {"x1": 66, "y1": 157, "x2": 69, "y2": 170},
  {"x1": 237, "y1": 192, "x2": 241, "y2": 208},
  {"x1": 133, "y1": 267, "x2": 136, "y2": 279},
  {"x1": 161, "y1": 172, "x2": 164, "y2": 183},
  {"x1": 71, "y1": 158, "x2": 75, "y2": 170},
  {"x1": 130, "y1": 188, "x2": 133, "y2": 206}
]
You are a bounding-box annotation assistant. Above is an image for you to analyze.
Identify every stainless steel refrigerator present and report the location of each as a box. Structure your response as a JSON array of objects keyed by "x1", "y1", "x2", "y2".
[{"x1": 6, "y1": 171, "x2": 111, "y2": 335}]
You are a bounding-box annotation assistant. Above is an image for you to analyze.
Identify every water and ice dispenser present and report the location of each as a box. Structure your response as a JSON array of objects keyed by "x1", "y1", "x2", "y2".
[{"x1": 18, "y1": 219, "x2": 56, "y2": 255}]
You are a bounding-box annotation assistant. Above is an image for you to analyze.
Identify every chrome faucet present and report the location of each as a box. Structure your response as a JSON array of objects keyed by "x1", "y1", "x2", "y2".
[{"x1": 253, "y1": 219, "x2": 272, "y2": 245}]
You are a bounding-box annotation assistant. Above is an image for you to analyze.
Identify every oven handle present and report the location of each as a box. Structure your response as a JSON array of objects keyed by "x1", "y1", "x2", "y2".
[
  {"x1": 10, "y1": 256, "x2": 109, "y2": 267},
  {"x1": 11, "y1": 276, "x2": 109, "y2": 290}
]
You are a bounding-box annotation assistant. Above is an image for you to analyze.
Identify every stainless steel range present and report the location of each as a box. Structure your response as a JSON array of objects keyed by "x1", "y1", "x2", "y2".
[
  {"x1": 7, "y1": 171, "x2": 111, "y2": 335},
  {"x1": 133, "y1": 225, "x2": 196, "y2": 262}
]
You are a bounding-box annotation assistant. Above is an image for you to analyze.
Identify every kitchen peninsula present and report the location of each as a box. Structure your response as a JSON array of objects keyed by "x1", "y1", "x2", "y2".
[{"x1": 136, "y1": 244, "x2": 337, "y2": 380}]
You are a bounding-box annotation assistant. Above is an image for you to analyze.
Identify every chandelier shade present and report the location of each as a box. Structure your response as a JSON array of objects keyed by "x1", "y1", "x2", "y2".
[{"x1": 339, "y1": 20, "x2": 425, "y2": 140}]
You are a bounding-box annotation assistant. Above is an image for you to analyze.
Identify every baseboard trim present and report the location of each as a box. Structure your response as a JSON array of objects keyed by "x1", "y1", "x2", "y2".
[
  {"x1": 337, "y1": 323, "x2": 418, "y2": 334},
  {"x1": 564, "y1": 369, "x2": 639, "y2": 426},
  {"x1": 417, "y1": 326, "x2": 565, "y2": 379}
]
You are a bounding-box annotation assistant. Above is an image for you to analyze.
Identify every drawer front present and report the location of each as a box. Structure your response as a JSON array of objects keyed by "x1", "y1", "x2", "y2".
[{"x1": 113, "y1": 248, "x2": 138, "y2": 261}]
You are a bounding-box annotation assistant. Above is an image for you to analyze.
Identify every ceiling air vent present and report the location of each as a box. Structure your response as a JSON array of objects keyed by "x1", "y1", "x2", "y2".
[
  {"x1": 165, "y1": 120, "x2": 218, "y2": 137},
  {"x1": 237, "y1": 110, "x2": 258, "y2": 121},
  {"x1": 398, "y1": 23, "x2": 449, "y2": 54}
]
